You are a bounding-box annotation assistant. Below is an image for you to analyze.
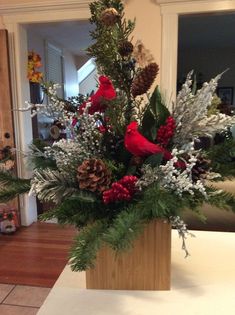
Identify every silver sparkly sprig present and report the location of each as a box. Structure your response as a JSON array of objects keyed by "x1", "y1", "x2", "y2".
[
  {"x1": 44, "y1": 139, "x2": 88, "y2": 177},
  {"x1": 173, "y1": 72, "x2": 225, "y2": 148},
  {"x1": 197, "y1": 113, "x2": 235, "y2": 137},
  {"x1": 75, "y1": 104, "x2": 103, "y2": 158},
  {"x1": 170, "y1": 216, "x2": 195, "y2": 258},
  {"x1": 159, "y1": 149, "x2": 207, "y2": 197},
  {"x1": 18, "y1": 83, "x2": 76, "y2": 128},
  {"x1": 42, "y1": 106, "x2": 103, "y2": 177}
]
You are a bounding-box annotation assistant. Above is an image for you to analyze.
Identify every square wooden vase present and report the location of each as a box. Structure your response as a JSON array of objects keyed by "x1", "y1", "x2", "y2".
[{"x1": 86, "y1": 219, "x2": 171, "y2": 290}]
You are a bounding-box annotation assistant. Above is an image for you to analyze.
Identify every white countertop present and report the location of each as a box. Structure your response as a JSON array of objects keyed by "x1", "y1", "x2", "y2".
[{"x1": 37, "y1": 229, "x2": 235, "y2": 315}]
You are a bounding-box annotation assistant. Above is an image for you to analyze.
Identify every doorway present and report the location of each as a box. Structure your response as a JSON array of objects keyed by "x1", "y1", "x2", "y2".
[
  {"x1": 25, "y1": 19, "x2": 98, "y2": 216},
  {"x1": 2, "y1": 2, "x2": 92, "y2": 225},
  {"x1": 178, "y1": 12, "x2": 235, "y2": 100}
]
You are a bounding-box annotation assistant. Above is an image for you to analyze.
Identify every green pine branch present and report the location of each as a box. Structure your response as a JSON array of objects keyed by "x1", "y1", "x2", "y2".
[
  {"x1": 87, "y1": 0, "x2": 136, "y2": 124},
  {"x1": 103, "y1": 205, "x2": 146, "y2": 251},
  {"x1": 206, "y1": 186, "x2": 235, "y2": 213},
  {"x1": 28, "y1": 138, "x2": 56, "y2": 170},
  {"x1": 205, "y1": 138, "x2": 235, "y2": 179},
  {"x1": 0, "y1": 170, "x2": 30, "y2": 202},
  {"x1": 40, "y1": 192, "x2": 99, "y2": 228},
  {"x1": 69, "y1": 219, "x2": 108, "y2": 271},
  {"x1": 31, "y1": 168, "x2": 79, "y2": 204}
]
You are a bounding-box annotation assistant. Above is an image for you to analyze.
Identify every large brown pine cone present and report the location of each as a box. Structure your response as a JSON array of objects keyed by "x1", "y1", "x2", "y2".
[
  {"x1": 100, "y1": 8, "x2": 120, "y2": 27},
  {"x1": 77, "y1": 159, "x2": 111, "y2": 193},
  {"x1": 131, "y1": 62, "x2": 159, "y2": 98},
  {"x1": 118, "y1": 41, "x2": 134, "y2": 57}
]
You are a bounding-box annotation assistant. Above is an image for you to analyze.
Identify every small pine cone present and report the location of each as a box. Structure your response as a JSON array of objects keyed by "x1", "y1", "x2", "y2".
[
  {"x1": 100, "y1": 8, "x2": 120, "y2": 27},
  {"x1": 77, "y1": 159, "x2": 111, "y2": 193},
  {"x1": 131, "y1": 63, "x2": 159, "y2": 97},
  {"x1": 130, "y1": 156, "x2": 143, "y2": 166},
  {"x1": 192, "y1": 157, "x2": 211, "y2": 182},
  {"x1": 118, "y1": 41, "x2": 134, "y2": 57}
]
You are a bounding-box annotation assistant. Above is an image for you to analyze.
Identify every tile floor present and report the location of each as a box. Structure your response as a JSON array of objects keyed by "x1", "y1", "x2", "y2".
[{"x1": 0, "y1": 283, "x2": 50, "y2": 314}]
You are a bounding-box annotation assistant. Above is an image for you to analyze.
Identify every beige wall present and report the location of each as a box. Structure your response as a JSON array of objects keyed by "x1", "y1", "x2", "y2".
[
  {"x1": 0, "y1": 1, "x2": 163, "y2": 82},
  {"x1": 1, "y1": 0, "x2": 55, "y2": 4},
  {"x1": 125, "y1": 0, "x2": 162, "y2": 84}
]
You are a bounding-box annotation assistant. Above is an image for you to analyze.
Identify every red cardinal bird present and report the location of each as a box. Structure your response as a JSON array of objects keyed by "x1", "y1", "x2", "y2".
[
  {"x1": 124, "y1": 121, "x2": 173, "y2": 160},
  {"x1": 79, "y1": 75, "x2": 116, "y2": 115}
]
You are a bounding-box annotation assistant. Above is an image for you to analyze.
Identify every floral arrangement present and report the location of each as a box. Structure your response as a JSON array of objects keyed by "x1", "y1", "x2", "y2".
[
  {"x1": 27, "y1": 51, "x2": 43, "y2": 83},
  {"x1": 1, "y1": 0, "x2": 235, "y2": 271}
]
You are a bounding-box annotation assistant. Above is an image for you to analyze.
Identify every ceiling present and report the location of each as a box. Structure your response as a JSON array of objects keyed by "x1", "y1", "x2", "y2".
[
  {"x1": 26, "y1": 20, "x2": 94, "y2": 56},
  {"x1": 179, "y1": 12, "x2": 235, "y2": 49},
  {"x1": 26, "y1": 11, "x2": 235, "y2": 56}
]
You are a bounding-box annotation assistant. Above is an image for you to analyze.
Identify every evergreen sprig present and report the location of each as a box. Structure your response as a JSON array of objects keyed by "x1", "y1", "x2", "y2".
[
  {"x1": 40, "y1": 192, "x2": 100, "y2": 227},
  {"x1": 207, "y1": 186, "x2": 235, "y2": 213},
  {"x1": 31, "y1": 168, "x2": 79, "y2": 204},
  {"x1": 69, "y1": 220, "x2": 108, "y2": 271},
  {"x1": 28, "y1": 139, "x2": 56, "y2": 170},
  {"x1": 205, "y1": 138, "x2": 235, "y2": 179},
  {"x1": 0, "y1": 170, "x2": 30, "y2": 202},
  {"x1": 87, "y1": 0, "x2": 136, "y2": 124},
  {"x1": 104, "y1": 206, "x2": 146, "y2": 251}
]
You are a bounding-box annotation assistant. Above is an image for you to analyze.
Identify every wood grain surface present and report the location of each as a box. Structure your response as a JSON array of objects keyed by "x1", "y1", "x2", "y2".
[
  {"x1": 0, "y1": 222, "x2": 76, "y2": 287},
  {"x1": 0, "y1": 29, "x2": 19, "y2": 213},
  {"x1": 0, "y1": 29, "x2": 15, "y2": 154},
  {"x1": 86, "y1": 219, "x2": 171, "y2": 290}
]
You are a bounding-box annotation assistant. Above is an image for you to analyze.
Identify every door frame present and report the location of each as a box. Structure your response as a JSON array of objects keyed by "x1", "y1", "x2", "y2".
[
  {"x1": 1, "y1": 0, "x2": 235, "y2": 224},
  {"x1": 1, "y1": 1, "x2": 90, "y2": 225},
  {"x1": 157, "y1": 0, "x2": 235, "y2": 105}
]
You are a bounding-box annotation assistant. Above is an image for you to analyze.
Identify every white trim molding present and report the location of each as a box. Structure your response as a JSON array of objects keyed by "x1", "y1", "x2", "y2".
[
  {"x1": 0, "y1": 0, "x2": 90, "y2": 15},
  {"x1": 157, "y1": 0, "x2": 235, "y2": 106},
  {"x1": 0, "y1": 1, "x2": 91, "y2": 225}
]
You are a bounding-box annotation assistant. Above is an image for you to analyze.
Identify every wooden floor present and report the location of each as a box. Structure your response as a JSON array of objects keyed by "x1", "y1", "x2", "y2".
[{"x1": 0, "y1": 222, "x2": 77, "y2": 288}]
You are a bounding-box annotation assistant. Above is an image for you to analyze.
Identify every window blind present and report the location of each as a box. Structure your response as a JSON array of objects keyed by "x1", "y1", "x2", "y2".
[{"x1": 46, "y1": 42, "x2": 64, "y2": 98}]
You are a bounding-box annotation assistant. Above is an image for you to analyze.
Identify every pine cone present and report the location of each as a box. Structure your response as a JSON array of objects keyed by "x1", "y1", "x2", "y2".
[
  {"x1": 118, "y1": 41, "x2": 134, "y2": 57},
  {"x1": 100, "y1": 8, "x2": 120, "y2": 27},
  {"x1": 130, "y1": 156, "x2": 143, "y2": 166},
  {"x1": 131, "y1": 63, "x2": 159, "y2": 97},
  {"x1": 192, "y1": 157, "x2": 211, "y2": 182},
  {"x1": 77, "y1": 159, "x2": 111, "y2": 193}
]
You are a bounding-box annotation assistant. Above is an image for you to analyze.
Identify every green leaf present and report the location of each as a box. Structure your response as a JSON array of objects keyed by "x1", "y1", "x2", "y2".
[
  {"x1": 152, "y1": 86, "x2": 170, "y2": 129},
  {"x1": 141, "y1": 108, "x2": 157, "y2": 141},
  {"x1": 126, "y1": 165, "x2": 137, "y2": 175},
  {"x1": 141, "y1": 87, "x2": 170, "y2": 141},
  {"x1": 144, "y1": 153, "x2": 163, "y2": 168}
]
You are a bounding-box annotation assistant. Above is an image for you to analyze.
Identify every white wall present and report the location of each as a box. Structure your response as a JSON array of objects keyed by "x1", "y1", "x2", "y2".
[
  {"x1": 64, "y1": 50, "x2": 79, "y2": 98},
  {"x1": 79, "y1": 68, "x2": 98, "y2": 96}
]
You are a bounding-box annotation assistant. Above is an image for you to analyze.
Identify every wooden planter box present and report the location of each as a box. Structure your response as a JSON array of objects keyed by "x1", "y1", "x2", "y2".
[{"x1": 86, "y1": 219, "x2": 171, "y2": 290}]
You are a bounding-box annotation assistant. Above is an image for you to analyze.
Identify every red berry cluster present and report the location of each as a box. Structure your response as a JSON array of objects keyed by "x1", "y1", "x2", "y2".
[
  {"x1": 156, "y1": 116, "x2": 176, "y2": 147},
  {"x1": 103, "y1": 175, "x2": 138, "y2": 204}
]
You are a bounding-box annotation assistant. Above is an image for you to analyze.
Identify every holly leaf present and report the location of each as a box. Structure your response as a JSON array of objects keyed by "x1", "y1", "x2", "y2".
[
  {"x1": 151, "y1": 86, "x2": 170, "y2": 129},
  {"x1": 141, "y1": 108, "x2": 157, "y2": 141},
  {"x1": 141, "y1": 86, "x2": 170, "y2": 141}
]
